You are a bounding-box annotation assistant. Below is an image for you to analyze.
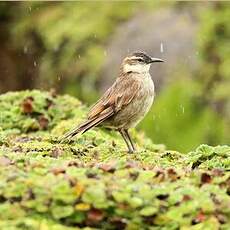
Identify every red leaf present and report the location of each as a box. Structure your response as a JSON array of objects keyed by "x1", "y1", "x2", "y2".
[
  {"x1": 125, "y1": 160, "x2": 138, "y2": 169},
  {"x1": 154, "y1": 168, "x2": 165, "y2": 182},
  {"x1": 38, "y1": 115, "x2": 49, "y2": 130},
  {"x1": 192, "y1": 212, "x2": 206, "y2": 225},
  {"x1": 196, "y1": 212, "x2": 206, "y2": 222},
  {"x1": 201, "y1": 173, "x2": 212, "y2": 184},
  {"x1": 22, "y1": 97, "x2": 34, "y2": 114},
  {"x1": 182, "y1": 194, "x2": 192, "y2": 202},
  {"x1": 167, "y1": 168, "x2": 178, "y2": 181},
  {"x1": 98, "y1": 162, "x2": 116, "y2": 173},
  {"x1": 87, "y1": 209, "x2": 104, "y2": 222},
  {"x1": 45, "y1": 98, "x2": 54, "y2": 109},
  {"x1": 50, "y1": 167, "x2": 66, "y2": 175}
]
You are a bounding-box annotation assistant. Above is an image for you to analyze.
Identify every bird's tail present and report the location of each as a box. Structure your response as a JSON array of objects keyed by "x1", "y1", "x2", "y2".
[{"x1": 59, "y1": 109, "x2": 114, "y2": 143}]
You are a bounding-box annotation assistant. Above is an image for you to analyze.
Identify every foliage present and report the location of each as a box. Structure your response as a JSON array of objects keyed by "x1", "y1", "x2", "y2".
[
  {"x1": 197, "y1": 2, "x2": 230, "y2": 130},
  {"x1": 0, "y1": 2, "x2": 229, "y2": 152},
  {"x1": 140, "y1": 3, "x2": 230, "y2": 152},
  {"x1": 0, "y1": 90, "x2": 229, "y2": 229},
  {"x1": 140, "y1": 77, "x2": 227, "y2": 152},
  {"x1": 8, "y1": 2, "x2": 156, "y2": 102}
]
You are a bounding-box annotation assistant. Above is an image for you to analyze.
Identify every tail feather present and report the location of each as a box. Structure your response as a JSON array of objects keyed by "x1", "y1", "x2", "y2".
[{"x1": 59, "y1": 108, "x2": 114, "y2": 143}]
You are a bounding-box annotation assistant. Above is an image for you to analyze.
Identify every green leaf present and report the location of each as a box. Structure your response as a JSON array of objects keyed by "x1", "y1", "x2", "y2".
[
  {"x1": 140, "y1": 207, "x2": 157, "y2": 216},
  {"x1": 51, "y1": 205, "x2": 74, "y2": 219}
]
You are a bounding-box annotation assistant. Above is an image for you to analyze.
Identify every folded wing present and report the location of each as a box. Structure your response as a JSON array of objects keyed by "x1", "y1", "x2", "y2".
[{"x1": 60, "y1": 75, "x2": 140, "y2": 141}]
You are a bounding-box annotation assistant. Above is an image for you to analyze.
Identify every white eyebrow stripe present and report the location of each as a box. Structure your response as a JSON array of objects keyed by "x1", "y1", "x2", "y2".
[{"x1": 129, "y1": 57, "x2": 143, "y2": 60}]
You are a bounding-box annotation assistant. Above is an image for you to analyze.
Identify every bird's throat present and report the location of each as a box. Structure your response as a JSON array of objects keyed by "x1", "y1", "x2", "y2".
[{"x1": 123, "y1": 63, "x2": 150, "y2": 74}]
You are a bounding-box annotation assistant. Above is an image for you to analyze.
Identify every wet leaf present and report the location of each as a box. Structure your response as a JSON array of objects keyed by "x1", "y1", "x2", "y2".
[
  {"x1": 50, "y1": 147, "x2": 63, "y2": 158},
  {"x1": 128, "y1": 197, "x2": 143, "y2": 208},
  {"x1": 50, "y1": 167, "x2": 66, "y2": 175},
  {"x1": 201, "y1": 173, "x2": 212, "y2": 184},
  {"x1": 38, "y1": 115, "x2": 49, "y2": 130},
  {"x1": 74, "y1": 183, "x2": 84, "y2": 198},
  {"x1": 75, "y1": 203, "x2": 91, "y2": 211},
  {"x1": 98, "y1": 162, "x2": 116, "y2": 173},
  {"x1": 82, "y1": 185, "x2": 108, "y2": 209},
  {"x1": 22, "y1": 97, "x2": 34, "y2": 114},
  {"x1": 140, "y1": 207, "x2": 157, "y2": 216},
  {"x1": 87, "y1": 209, "x2": 104, "y2": 222},
  {"x1": 0, "y1": 90, "x2": 230, "y2": 229},
  {"x1": 211, "y1": 168, "x2": 224, "y2": 177},
  {"x1": 51, "y1": 205, "x2": 74, "y2": 219},
  {"x1": 0, "y1": 156, "x2": 11, "y2": 166},
  {"x1": 192, "y1": 212, "x2": 206, "y2": 224},
  {"x1": 167, "y1": 168, "x2": 179, "y2": 181},
  {"x1": 182, "y1": 194, "x2": 192, "y2": 202}
]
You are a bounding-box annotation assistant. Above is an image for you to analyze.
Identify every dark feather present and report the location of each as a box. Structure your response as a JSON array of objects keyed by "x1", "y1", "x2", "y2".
[{"x1": 59, "y1": 107, "x2": 114, "y2": 143}]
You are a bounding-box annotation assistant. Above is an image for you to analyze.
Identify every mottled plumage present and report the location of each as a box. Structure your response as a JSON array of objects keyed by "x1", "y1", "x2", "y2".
[{"x1": 60, "y1": 52, "x2": 163, "y2": 153}]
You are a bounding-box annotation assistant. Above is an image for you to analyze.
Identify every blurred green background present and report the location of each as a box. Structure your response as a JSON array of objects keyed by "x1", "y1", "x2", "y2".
[{"x1": 0, "y1": 2, "x2": 229, "y2": 152}]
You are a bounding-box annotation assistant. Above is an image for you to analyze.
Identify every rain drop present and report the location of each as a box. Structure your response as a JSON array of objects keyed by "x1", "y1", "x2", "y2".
[
  {"x1": 23, "y1": 46, "x2": 28, "y2": 54},
  {"x1": 160, "y1": 42, "x2": 164, "y2": 53},
  {"x1": 182, "y1": 106, "x2": 185, "y2": 114},
  {"x1": 180, "y1": 105, "x2": 185, "y2": 114}
]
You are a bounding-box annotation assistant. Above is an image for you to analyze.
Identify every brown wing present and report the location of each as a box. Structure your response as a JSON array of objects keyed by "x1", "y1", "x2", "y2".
[
  {"x1": 88, "y1": 75, "x2": 140, "y2": 120},
  {"x1": 59, "y1": 75, "x2": 140, "y2": 142}
]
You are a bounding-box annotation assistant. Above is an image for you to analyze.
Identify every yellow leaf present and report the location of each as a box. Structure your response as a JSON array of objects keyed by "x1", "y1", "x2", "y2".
[
  {"x1": 74, "y1": 183, "x2": 84, "y2": 198},
  {"x1": 75, "y1": 203, "x2": 90, "y2": 211}
]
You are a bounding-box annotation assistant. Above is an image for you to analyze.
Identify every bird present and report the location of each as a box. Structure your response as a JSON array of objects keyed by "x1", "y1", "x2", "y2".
[{"x1": 60, "y1": 52, "x2": 164, "y2": 153}]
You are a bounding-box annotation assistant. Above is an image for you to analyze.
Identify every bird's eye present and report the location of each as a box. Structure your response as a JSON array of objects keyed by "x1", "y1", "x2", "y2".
[{"x1": 137, "y1": 58, "x2": 143, "y2": 62}]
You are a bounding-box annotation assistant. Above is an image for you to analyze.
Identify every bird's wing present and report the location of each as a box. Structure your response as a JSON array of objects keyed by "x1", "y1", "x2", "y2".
[
  {"x1": 59, "y1": 76, "x2": 140, "y2": 142},
  {"x1": 88, "y1": 76, "x2": 140, "y2": 120}
]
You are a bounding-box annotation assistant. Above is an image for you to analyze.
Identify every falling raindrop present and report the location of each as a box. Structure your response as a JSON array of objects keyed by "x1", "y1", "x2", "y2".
[
  {"x1": 104, "y1": 50, "x2": 107, "y2": 56},
  {"x1": 160, "y1": 42, "x2": 164, "y2": 53},
  {"x1": 78, "y1": 54, "x2": 81, "y2": 59},
  {"x1": 23, "y1": 46, "x2": 28, "y2": 54},
  {"x1": 33, "y1": 61, "x2": 37, "y2": 67},
  {"x1": 180, "y1": 105, "x2": 185, "y2": 114}
]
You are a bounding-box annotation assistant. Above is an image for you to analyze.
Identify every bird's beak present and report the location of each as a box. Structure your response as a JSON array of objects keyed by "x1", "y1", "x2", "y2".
[{"x1": 150, "y1": 57, "x2": 164, "y2": 63}]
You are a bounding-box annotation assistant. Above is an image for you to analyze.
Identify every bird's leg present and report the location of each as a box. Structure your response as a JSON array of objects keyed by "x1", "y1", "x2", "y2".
[
  {"x1": 124, "y1": 129, "x2": 136, "y2": 152},
  {"x1": 118, "y1": 129, "x2": 134, "y2": 153}
]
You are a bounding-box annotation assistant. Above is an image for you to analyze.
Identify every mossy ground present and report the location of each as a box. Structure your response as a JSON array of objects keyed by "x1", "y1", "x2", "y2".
[{"x1": 0, "y1": 90, "x2": 229, "y2": 230}]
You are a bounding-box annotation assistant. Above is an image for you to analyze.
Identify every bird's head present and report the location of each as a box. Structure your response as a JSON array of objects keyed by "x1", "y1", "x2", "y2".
[{"x1": 122, "y1": 52, "x2": 164, "y2": 74}]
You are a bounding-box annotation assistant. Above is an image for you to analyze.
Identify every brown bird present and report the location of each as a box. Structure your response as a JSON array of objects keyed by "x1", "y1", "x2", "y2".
[{"x1": 60, "y1": 52, "x2": 164, "y2": 153}]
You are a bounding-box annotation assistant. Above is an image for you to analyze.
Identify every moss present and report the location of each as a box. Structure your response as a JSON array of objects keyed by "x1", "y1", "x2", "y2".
[{"x1": 0, "y1": 90, "x2": 229, "y2": 229}]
